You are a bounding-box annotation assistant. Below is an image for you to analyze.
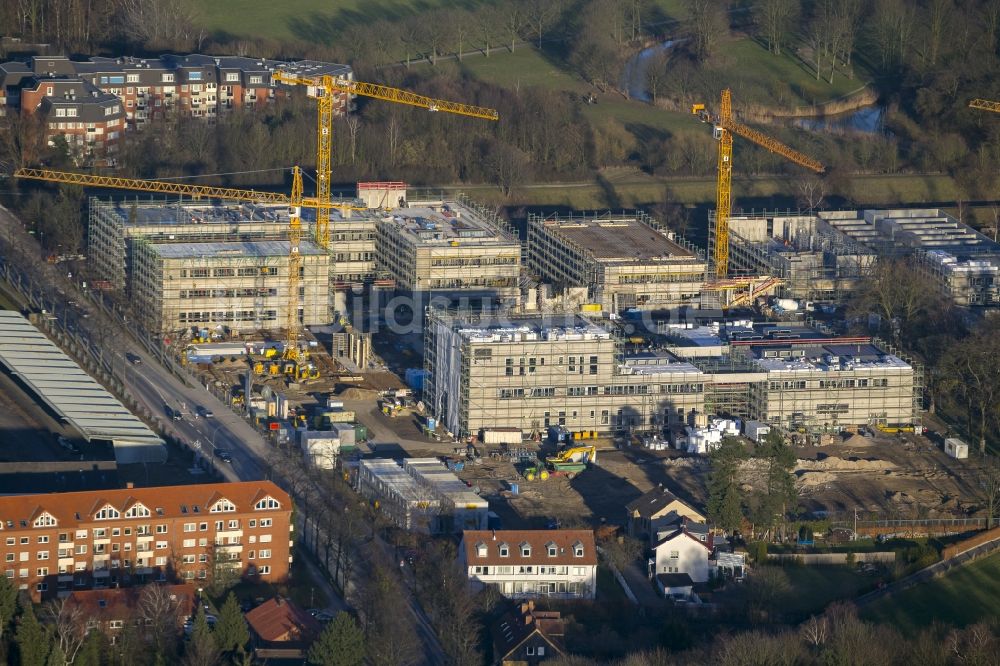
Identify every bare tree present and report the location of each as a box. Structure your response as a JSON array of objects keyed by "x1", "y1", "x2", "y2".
[
  {"x1": 42, "y1": 598, "x2": 88, "y2": 666},
  {"x1": 687, "y1": 0, "x2": 729, "y2": 62},
  {"x1": 753, "y1": 0, "x2": 799, "y2": 55},
  {"x1": 795, "y1": 175, "x2": 826, "y2": 211},
  {"x1": 524, "y1": 0, "x2": 563, "y2": 48},
  {"x1": 644, "y1": 50, "x2": 670, "y2": 103},
  {"x1": 139, "y1": 584, "x2": 183, "y2": 655}
]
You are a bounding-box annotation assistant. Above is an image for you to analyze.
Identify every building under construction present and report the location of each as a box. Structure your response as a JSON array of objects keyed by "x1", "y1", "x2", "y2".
[
  {"x1": 375, "y1": 195, "x2": 521, "y2": 311},
  {"x1": 424, "y1": 310, "x2": 707, "y2": 439},
  {"x1": 717, "y1": 211, "x2": 877, "y2": 303},
  {"x1": 130, "y1": 239, "x2": 329, "y2": 334},
  {"x1": 423, "y1": 311, "x2": 921, "y2": 440},
  {"x1": 719, "y1": 208, "x2": 999, "y2": 307},
  {"x1": 526, "y1": 212, "x2": 707, "y2": 312}
]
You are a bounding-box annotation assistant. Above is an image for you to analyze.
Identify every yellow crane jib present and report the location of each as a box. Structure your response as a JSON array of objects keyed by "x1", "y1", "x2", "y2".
[
  {"x1": 13, "y1": 168, "x2": 367, "y2": 212},
  {"x1": 969, "y1": 98, "x2": 1000, "y2": 113},
  {"x1": 271, "y1": 69, "x2": 498, "y2": 249}
]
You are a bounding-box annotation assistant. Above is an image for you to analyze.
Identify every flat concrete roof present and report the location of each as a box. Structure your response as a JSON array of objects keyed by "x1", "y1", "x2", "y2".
[
  {"x1": 382, "y1": 200, "x2": 516, "y2": 246},
  {"x1": 540, "y1": 218, "x2": 696, "y2": 261},
  {"x1": 149, "y1": 239, "x2": 325, "y2": 259},
  {"x1": 0, "y1": 311, "x2": 165, "y2": 464}
]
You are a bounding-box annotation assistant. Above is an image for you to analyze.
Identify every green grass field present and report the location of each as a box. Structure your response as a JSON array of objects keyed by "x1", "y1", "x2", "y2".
[
  {"x1": 862, "y1": 553, "x2": 1000, "y2": 635},
  {"x1": 188, "y1": 0, "x2": 487, "y2": 42}
]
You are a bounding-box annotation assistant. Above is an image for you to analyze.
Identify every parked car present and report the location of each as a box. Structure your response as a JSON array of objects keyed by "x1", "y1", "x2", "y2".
[
  {"x1": 214, "y1": 449, "x2": 233, "y2": 463},
  {"x1": 196, "y1": 406, "x2": 214, "y2": 418},
  {"x1": 126, "y1": 352, "x2": 142, "y2": 365}
]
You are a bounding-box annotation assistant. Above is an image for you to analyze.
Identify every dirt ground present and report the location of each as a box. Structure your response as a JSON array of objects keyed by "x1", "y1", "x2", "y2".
[{"x1": 453, "y1": 430, "x2": 987, "y2": 531}]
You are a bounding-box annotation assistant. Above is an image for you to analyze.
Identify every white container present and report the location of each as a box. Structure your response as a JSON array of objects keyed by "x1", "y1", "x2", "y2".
[
  {"x1": 944, "y1": 437, "x2": 968, "y2": 459},
  {"x1": 744, "y1": 420, "x2": 771, "y2": 443}
]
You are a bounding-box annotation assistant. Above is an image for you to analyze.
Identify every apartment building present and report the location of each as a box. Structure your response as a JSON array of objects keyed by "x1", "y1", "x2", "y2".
[
  {"x1": 130, "y1": 239, "x2": 329, "y2": 334},
  {"x1": 376, "y1": 197, "x2": 521, "y2": 311},
  {"x1": 459, "y1": 530, "x2": 597, "y2": 600},
  {"x1": 527, "y1": 213, "x2": 707, "y2": 312},
  {"x1": 0, "y1": 481, "x2": 292, "y2": 602},
  {"x1": 424, "y1": 311, "x2": 706, "y2": 439},
  {"x1": 0, "y1": 54, "x2": 351, "y2": 163}
]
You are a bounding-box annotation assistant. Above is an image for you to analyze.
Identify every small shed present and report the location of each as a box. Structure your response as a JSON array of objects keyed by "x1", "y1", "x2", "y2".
[{"x1": 944, "y1": 438, "x2": 968, "y2": 459}]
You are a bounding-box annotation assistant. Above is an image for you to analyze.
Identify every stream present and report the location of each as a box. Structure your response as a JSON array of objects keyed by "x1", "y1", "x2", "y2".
[{"x1": 621, "y1": 41, "x2": 887, "y2": 135}]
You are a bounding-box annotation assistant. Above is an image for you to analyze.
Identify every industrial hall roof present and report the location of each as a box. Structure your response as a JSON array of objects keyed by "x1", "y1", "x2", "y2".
[{"x1": 0, "y1": 310, "x2": 165, "y2": 464}]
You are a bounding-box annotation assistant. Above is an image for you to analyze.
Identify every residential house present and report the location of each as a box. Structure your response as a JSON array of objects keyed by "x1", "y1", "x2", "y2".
[
  {"x1": 65, "y1": 583, "x2": 196, "y2": 640},
  {"x1": 245, "y1": 597, "x2": 321, "y2": 662},
  {"x1": 491, "y1": 601, "x2": 566, "y2": 666},
  {"x1": 625, "y1": 485, "x2": 706, "y2": 545},
  {"x1": 459, "y1": 530, "x2": 598, "y2": 600},
  {"x1": 649, "y1": 527, "x2": 713, "y2": 584},
  {"x1": 0, "y1": 480, "x2": 293, "y2": 602}
]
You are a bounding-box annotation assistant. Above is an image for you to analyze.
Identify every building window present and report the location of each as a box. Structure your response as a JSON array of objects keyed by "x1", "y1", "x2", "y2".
[
  {"x1": 125, "y1": 503, "x2": 150, "y2": 518},
  {"x1": 33, "y1": 513, "x2": 57, "y2": 528},
  {"x1": 95, "y1": 506, "x2": 120, "y2": 520},
  {"x1": 37, "y1": 536, "x2": 49, "y2": 544},
  {"x1": 259, "y1": 566, "x2": 270, "y2": 575},
  {"x1": 249, "y1": 75, "x2": 263, "y2": 84},
  {"x1": 161, "y1": 74, "x2": 174, "y2": 83},
  {"x1": 520, "y1": 544, "x2": 531, "y2": 557},
  {"x1": 127, "y1": 74, "x2": 139, "y2": 83},
  {"x1": 248, "y1": 520, "x2": 256, "y2": 528},
  {"x1": 258, "y1": 550, "x2": 271, "y2": 559},
  {"x1": 210, "y1": 499, "x2": 236, "y2": 513},
  {"x1": 498, "y1": 544, "x2": 509, "y2": 558},
  {"x1": 255, "y1": 497, "x2": 280, "y2": 511},
  {"x1": 225, "y1": 72, "x2": 239, "y2": 82},
  {"x1": 156, "y1": 525, "x2": 168, "y2": 534}
]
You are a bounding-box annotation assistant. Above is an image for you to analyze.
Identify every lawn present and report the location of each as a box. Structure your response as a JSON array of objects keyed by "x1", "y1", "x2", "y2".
[
  {"x1": 775, "y1": 565, "x2": 874, "y2": 620},
  {"x1": 187, "y1": 0, "x2": 488, "y2": 43},
  {"x1": 453, "y1": 48, "x2": 590, "y2": 94},
  {"x1": 862, "y1": 553, "x2": 1000, "y2": 635}
]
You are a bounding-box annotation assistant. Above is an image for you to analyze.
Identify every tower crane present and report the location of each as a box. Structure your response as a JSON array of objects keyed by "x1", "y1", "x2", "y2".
[
  {"x1": 14, "y1": 75, "x2": 498, "y2": 367},
  {"x1": 969, "y1": 98, "x2": 1000, "y2": 113},
  {"x1": 693, "y1": 89, "x2": 825, "y2": 277},
  {"x1": 13, "y1": 164, "x2": 360, "y2": 368},
  {"x1": 270, "y1": 71, "x2": 499, "y2": 248}
]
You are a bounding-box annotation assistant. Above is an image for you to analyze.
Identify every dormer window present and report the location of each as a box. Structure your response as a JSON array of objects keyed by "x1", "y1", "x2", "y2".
[
  {"x1": 498, "y1": 543, "x2": 509, "y2": 558},
  {"x1": 254, "y1": 497, "x2": 280, "y2": 510},
  {"x1": 475, "y1": 542, "x2": 487, "y2": 558},
  {"x1": 124, "y1": 503, "x2": 150, "y2": 518},
  {"x1": 546, "y1": 542, "x2": 557, "y2": 557},
  {"x1": 573, "y1": 542, "x2": 584, "y2": 557},
  {"x1": 33, "y1": 512, "x2": 57, "y2": 528},
  {"x1": 520, "y1": 542, "x2": 531, "y2": 557},
  {"x1": 94, "y1": 505, "x2": 119, "y2": 520},
  {"x1": 210, "y1": 499, "x2": 236, "y2": 513}
]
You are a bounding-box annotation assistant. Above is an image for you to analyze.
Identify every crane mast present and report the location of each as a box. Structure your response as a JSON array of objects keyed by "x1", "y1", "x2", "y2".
[
  {"x1": 271, "y1": 71, "x2": 498, "y2": 248},
  {"x1": 694, "y1": 88, "x2": 825, "y2": 277}
]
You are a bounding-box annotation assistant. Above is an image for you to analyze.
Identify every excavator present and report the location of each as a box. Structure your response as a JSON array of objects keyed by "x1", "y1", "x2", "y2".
[{"x1": 523, "y1": 445, "x2": 598, "y2": 481}]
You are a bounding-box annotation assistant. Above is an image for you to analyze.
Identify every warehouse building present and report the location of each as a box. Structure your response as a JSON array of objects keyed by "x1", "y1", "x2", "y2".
[
  {"x1": 375, "y1": 196, "x2": 521, "y2": 312},
  {"x1": 720, "y1": 208, "x2": 999, "y2": 307},
  {"x1": 130, "y1": 240, "x2": 329, "y2": 334},
  {"x1": 424, "y1": 311, "x2": 706, "y2": 439},
  {"x1": 527, "y1": 212, "x2": 707, "y2": 312}
]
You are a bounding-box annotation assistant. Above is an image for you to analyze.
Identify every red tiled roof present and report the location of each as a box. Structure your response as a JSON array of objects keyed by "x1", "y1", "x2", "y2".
[
  {"x1": 245, "y1": 598, "x2": 321, "y2": 643},
  {"x1": 492, "y1": 602, "x2": 565, "y2": 661},
  {"x1": 462, "y1": 530, "x2": 597, "y2": 566},
  {"x1": 65, "y1": 584, "x2": 196, "y2": 623},
  {"x1": 656, "y1": 528, "x2": 712, "y2": 551},
  {"x1": 0, "y1": 481, "x2": 290, "y2": 530}
]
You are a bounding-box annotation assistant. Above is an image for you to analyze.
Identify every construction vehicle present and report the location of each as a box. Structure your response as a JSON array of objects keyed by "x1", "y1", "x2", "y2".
[
  {"x1": 522, "y1": 445, "x2": 597, "y2": 481},
  {"x1": 693, "y1": 89, "x2": 825, "y2": 277}
]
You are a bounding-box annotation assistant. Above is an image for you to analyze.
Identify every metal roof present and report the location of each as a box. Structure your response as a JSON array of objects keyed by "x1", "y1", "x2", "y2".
[
  {"x1": 149, "y1": 240, "x2": 326, "y2": 259},
  {"x1": 0, "y1": 311, "x2": 165, "y2": 463}
]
